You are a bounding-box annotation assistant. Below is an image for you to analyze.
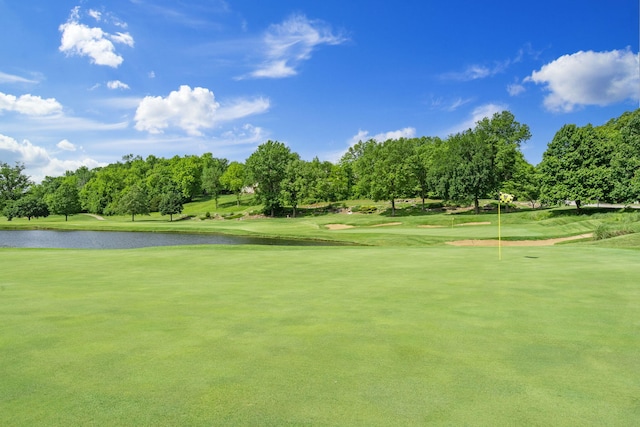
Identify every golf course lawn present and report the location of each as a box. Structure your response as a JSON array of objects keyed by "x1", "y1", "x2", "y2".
[{"x1": 1, "y1": 243, "x2": 638, "y2": 425}]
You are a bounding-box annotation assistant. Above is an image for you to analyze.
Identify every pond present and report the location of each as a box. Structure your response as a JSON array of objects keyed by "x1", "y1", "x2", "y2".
[{"x1": 0, "y1": 230, "x2": 341, "y2": 249}]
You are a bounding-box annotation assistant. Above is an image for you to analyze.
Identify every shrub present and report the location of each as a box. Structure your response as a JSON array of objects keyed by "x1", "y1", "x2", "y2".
[
  {"x1": 593, "y1": 223, "x2": 636, "y2": 240},
  {"x1": 358, "y1": 205, "x2": 378, "y2": 214},
  {"x1": 425, "y1": 202, "x2": 444, "y2": 209}
]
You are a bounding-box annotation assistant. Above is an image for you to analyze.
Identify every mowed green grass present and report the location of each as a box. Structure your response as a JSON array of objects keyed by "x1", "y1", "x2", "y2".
[{"x1": 1, "y1": 244, "x2": 639, "y2": 425}]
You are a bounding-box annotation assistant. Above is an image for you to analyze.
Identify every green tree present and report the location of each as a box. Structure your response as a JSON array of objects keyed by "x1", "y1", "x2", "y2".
[
  {"x1": 436, "y1": 129, "x2": 492, "y2": 211},
  {"x1": 118, "y1": 184, "x2": 150, "y2": 221},
  {"x1": 48, "y1": 178, "x2": 81, "y2": 221},
  {"x1": 342, "y1": 139, "x2": 378, "y2": 199},
  {"x1": 0, "y1": 162, "x2": 32, "y2": 211},
  {"x1": 502, "y1": 152, "x2": 540, "y2": 208},
  {"x1": 410, "y1": 137, "x2": 439, "y2": 210},
  {"x1": 170, "y1": 155, "x2": 203, "y2": 201},
  {"x1": 280, "y1": 159, "x2": 309, "y2": 217},
  {"x1": 302, "y1": 158, "x2": 349, "y2": 203},
  {"x1": 158, "y1": 191, "x2": 183, "y2": 221},
  {"x1": 368, "y1": 138, "x2": 416, "y2": 216},
  {"x1": 245, "y1": 140, "x2": 299, "y2": 217},
  {"x1": 201, "y1": 157, "x2": 228, "y2": 209},
  {"x1": 2, "y1": 202, "x2": 19, "y2": 221},
  {"x1": 438, "y1": 111, "x2": 530, "y2": 213},
  {"x1": 145, "y1": 159, "x2": 178, "y2": 212},
  {"x1": 80, "y1": 164, "x2": 126, "y2": 214},
  {"x1": 610, "y1": 110, "x2": 640, "y2": 203},
  {"x1": 13, "y1": 194, "x2": 49, "y2": 220},
  {"x1": 220, "y1": 162, "x2": 246, "y2": 206},
  {"x1": 539, "y1": 124, "x2": 613, "y2": 209}
]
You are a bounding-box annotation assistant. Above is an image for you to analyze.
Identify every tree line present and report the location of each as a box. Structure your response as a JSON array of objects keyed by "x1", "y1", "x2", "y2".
[{"x1": 1, "y1": 109, "x2": 639, "y2": 221}]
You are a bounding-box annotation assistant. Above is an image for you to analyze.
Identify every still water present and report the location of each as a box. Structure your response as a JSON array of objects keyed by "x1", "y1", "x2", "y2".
[{"x1": 0, "y1": 230, "x2": 339, "y2": 249}]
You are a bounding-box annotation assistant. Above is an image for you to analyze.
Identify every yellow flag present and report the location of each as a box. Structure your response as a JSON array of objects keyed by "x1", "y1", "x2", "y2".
[{"x1": 499, "y1": 192, "x2": 513, "y2": 203}]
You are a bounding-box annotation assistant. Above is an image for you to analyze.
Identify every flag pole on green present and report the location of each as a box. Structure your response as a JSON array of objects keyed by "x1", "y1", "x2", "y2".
[{"x1": 499, "y1": 192, "x2": 513, "y2": 260}]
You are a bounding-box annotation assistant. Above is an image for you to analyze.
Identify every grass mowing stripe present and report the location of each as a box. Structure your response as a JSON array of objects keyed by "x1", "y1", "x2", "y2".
[{"x1": 1, "y1": 245, "x2": 639, "y2": 425}]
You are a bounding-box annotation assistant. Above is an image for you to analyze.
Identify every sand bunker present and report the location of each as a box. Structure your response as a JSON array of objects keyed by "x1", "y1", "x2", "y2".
[
  {"x1": 370, "y1": 222, "x2": 402, "y2": 227},
  {"x1": 326, "y1": 224, "x2": 355, "y2": 230},
  {"x1": 83, "y1": 213, "x2": 104, "y2": 220},
  {"x1": 447, "y1": 233, "x2": 593, "y2": 247}
]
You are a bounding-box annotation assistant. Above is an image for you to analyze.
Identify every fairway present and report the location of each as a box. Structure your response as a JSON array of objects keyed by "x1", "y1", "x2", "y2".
[{"x1": 1, "y1": 244, "x2": 638, "y2": 425}]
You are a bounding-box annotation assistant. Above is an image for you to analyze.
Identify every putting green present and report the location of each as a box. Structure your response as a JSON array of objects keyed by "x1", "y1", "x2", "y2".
[{"x1": 1, "y1": 244, "x2": 638, "y2": 425}]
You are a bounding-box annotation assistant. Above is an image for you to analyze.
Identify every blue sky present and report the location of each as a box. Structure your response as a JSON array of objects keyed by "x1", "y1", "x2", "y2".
[{"x1": 1, "y1": 0, "x2": 638, "y2": 181}]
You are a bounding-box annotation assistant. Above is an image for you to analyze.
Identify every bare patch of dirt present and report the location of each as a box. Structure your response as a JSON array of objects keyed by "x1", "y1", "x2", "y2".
[
  {"x1": 447, "y1": 233, "x2": 593, "y2": 247},
  {"x1": 370, "y1": 222, "x2": 402, "y2": 227},
  {"x1": 326, "y1": 224, "x2": 355, "y2": 230}
]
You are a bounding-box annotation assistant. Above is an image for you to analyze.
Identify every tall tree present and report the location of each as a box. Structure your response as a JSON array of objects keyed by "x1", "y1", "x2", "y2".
[
  {"x1": 368, "y1": 138, "x2": 416, "y2": 216},
  {"x1": 610, "y1": 110, "x2": 640, "y2": 203},
  {"x1": 80, "y1": 164, "x2": 126, "y2": 214},
  {"x1": 0, "y1": 162, "x2": 32, "y2": 211},
  {"x1": 410, "y1": 137, "x2": 439, "y2": 210},
  {"x1": 502, "y1": 151, "x2": 540, "y2": 208},
  {"x1": 438, "y1": 111, "x2": 530, "y2": 213},
  {"x1": 48, "y1": 178, "x2": 81, "y2": 221},
  {"x1": 118, "y1": 184, "x2": 150, "y2": 221},
  {"x1": 220, "y1": 162, "x2": 246, "y2": 206},
  {"x1": 342, "y1": 139, "x2": 378, "y2": 199},
  {"x1": 245, "y1": 140, "x2": 299, "y2": 217},
  {"x1": 158, "y1": 191, "x2": 183, "y2": 221},
  {"x1": 12, "y1": 194, "x2": 49, "y2": 220},
  {"x1": 438, "y1": 129, "x2": 493, "y2": 213},
  {"x1": 539, "y1": 123, "x2": 614, "y2": 209},
  {"x1": 201, "y1": 157, "x2": 228, "y2": 209},
  {"x1": 280, "y1": 159, "x2": 309, "y2": 217},
  {"x1": 170, "y1": 155, "x2": 203, "y2": 201}
]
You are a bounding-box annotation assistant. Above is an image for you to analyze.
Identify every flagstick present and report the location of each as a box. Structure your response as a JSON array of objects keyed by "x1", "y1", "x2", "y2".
[{"x1": 498, "y1": 200, "x2": 502, "y2": 260}]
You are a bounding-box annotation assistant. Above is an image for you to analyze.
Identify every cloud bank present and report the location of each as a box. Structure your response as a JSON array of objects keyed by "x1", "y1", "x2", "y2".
[
  {"x1": 134, "y1": 85, "x2": 270, "y2": 136},
  {"x1": 0, "y1": 92, "x2": 63, "y2": 116},
  {"x1": 0, "y1": 133, "x2": 102, "y2": 182},
  {"x1": 349, "y1": 127, "x2": 417, "y2": 146},
  {"x1": 526, "y1": 48, "x2": 639, "y2": 112}
]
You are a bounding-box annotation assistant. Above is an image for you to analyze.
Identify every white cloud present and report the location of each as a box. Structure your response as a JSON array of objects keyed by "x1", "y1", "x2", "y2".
[
  {"x1": 246, "y1": 14, "x2": 347, "y2": 79},
  {"x1": 349, "y1": 127, "x2": 416, "y2": 146},
  {"x1": 220, "y1": 124, "x2": 267, "y2": 145},
  {"x1": 107, "y1": 80, "x2": 130, "y2": 90},
  {"x1": 446, "y1": 97, "x2": 473, "y2": 112},
  {"x1": 0, "y1": 71, "x2": 38, "y2": 84},
  {"x1": 59, "y1": 6, "x2": 134, "y2": 68},
  {"x1": 446, "y1": 103, "x2": 507, "y2": 135},
  {"x1": 0, "y1": 134, "x2": 49, "y2": 166},
  {"x1": 443, "y1": 61, "x2": 510, "y2": 81},
  {"x1": 134, "y1": 85, "x2": 269, "y2": 136},
  {"x1": 39, "y1": 157, "x2": 104, "y2": 182},
  {"x1": 0, "y1": 133, "x2": 103, "y2": 182},
  {"x1": 526, "y1": 48, "x2": 640, "y2": 112},
  {"x1": 442, "y1": 46, "x2": 539, "y2": 82},
  {"x1": 507, "y1": 82, "x2": 526, "y2": 96},
  {"x1": 216, "y1": 97, "x2": 270, "y2": 122},
  {"x1": 110, "y1": 32, "x2": 134, "y2": 47},
  {"x1": 135, "y1": 86, "x2": 220, "y2": 136},
  {"x1": 88, "y1": 9, "x2": 102, "y2": 21},
  {"x1": 0, "y1": 92, "x2": 63, "y2": 116},
  {"x1": 57, "y1": 139, "x2": 76, "y2": 151}
]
